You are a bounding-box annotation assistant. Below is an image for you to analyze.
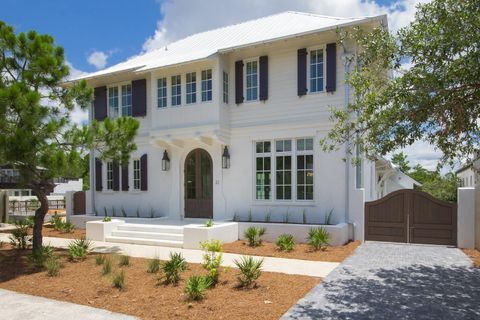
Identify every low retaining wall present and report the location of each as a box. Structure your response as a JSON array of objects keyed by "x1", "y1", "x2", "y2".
[
  {"x1": 68, "y1": 215, "x2": 169, "y2": 229},
  {"x1": 237, "y1": 222, "x2": 349, "y2": 246},
  {"x1": 86, "y1": 219, "x2": 125, "y2": 242},
  {"x1": 183, "y1": 222, "x2": 239, "y2": 249}
]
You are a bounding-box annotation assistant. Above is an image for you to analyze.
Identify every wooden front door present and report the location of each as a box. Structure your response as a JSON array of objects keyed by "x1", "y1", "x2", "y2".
[{"x1": 184, "y1": 149, "x2": 213, "y2": 219}]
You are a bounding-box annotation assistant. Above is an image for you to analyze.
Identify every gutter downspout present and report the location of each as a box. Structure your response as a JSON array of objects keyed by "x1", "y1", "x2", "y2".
[{"x1": 89, "y1": 102, "x2": 95, "y2": 215}]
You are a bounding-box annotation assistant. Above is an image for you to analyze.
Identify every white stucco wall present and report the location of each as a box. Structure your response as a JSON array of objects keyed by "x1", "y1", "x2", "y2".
[{"x1": 458, "y1": 187, "x2": 475, "y2": 248}]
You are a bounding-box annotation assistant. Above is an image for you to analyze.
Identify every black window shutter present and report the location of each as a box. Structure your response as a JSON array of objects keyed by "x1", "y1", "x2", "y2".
[
  {"x1": 259, "y1": 56, "x2": 268, "y2": 101},
  {"x1": 297, "y1": 48, "x2": 307, "y2": 96},
  {"x1": 235, "y1": 60, "x2": 244, "y2": 104},
  {"x1": 326, "y1": 43, "x2": 337, "y2": 92},
  {"x1": 121, "y1": 163, "x2": 129, "y2": 191},
  {"x1": 140, "y1": 154, "x2": 148, "y2": 191},
  {"x1": 112, "y1": 161, "x2": 120, "y2": 191},
  {"x1": 132, "y1": 79, "x2": 147, "y2": 117},
  {"x1": 93, "y1": 86, "x2": 107, "y2": 121},
  {"x1": 95, "y1": 158, "x2": 102, "y2": 191}
]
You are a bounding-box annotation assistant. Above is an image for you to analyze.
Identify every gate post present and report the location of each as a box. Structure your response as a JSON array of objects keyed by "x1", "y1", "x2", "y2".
[
  {"x1": 65, "y1": 191, "x2": 74, "y2": 221},
  {"x1": 458, "y1": 187, "x2": 475, "y2": 248},
  {"x1": 349, "y1": 188, "x2": 365, "y2": 242}
]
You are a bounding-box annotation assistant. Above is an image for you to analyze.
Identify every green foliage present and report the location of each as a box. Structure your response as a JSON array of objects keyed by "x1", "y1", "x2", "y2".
[
  {"x1": 44, "y1": 256, "x2": 62, "y2": 277},
  {"x1": 264, "y1": 209, "x2": 271, "y2": 223},
  {"x1": 111, "y1": 206, "x2": 116, "y2": 217},
  {"x1": 276, "y1": 234, "x2": 295, "y2": 252},
  {"x1": 185, "y1": 276, "x2": 212, "y2": 301},
  {"x1": 30, "y1": 245, "x2": 54, "y2": 267},
  {"x1": 324, "y1": 209, "x2": 334, "y2": 225},
  {"x1": 9, "y1": 221, "x2": 31, "y2": 249},
  {"x1": 51, "y1": 214, "x2": 63, "y2": 231},
  {"x1": 112, "y1": 270, "x2": 126, "y2": 290},
  {"x1": 102, "y1": 258, "x2": 112, "y2": 275},
  {"x1": 160, "y1": 252, "x2": 187, "y2": 285},
  {"x1": 244, "y1": 227, "x2": 266, "y2": 247},
  {"x1": 200, "y1": 240, "x2": 223, "y2": 285},
  {"x1": 102, "y1": 217, "x2": 112, "y2": 222},
  {"x1": 67, "y1": 238, "x2": 91, "y2": 261},
  {"x1": 247, "y1": 209, "x2": 252, "y2": 222},
  {"x1": 233, "y1": 256, "x2": 264, "y2": 288},
  {"x1": 419, "y1": 172, "x2": 458, "y2": 202},
  {"x1": 147, "y1": 257, "x2": 160, "y2": 274},
  {"x1": 118, "y1": 255, "x2": 130, "y2": 267},
  {"x1": 205, "y1": 219, "x2": 214, "y2": 227},
  {"x1": 95, "y1": 255, "x2": 106, "y2": 266},
  {"x1": 25, "y1": 216, "x2": 35, "y2": 228},
  {"x1": 121, "y1": 207, "x2": 127, "y2": 218},
  {"x1": 104, "y1": 207, "x2": 108, "y2": 217},
  {"x1": 60, "y1": 221, "x2": 75, "y2": 233},
  {"x1": 308, "y1": 227, "x2": 330, "y2": 251},
  {"x1": 302, "y1": 209, "x2": 307, "y2": 224},
  {"x1": 391, "y1": 152, "x2": 411, "y2": 173},
  {"x1": 320, "y1": 0, "x2": 480, "y2": 167}
]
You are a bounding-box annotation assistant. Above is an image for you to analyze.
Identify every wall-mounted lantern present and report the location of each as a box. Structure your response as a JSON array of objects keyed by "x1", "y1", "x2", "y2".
[
  {"x1": 162, "y1": 150, "x2": 170, "y2": 171},
  {"x1": 222, "y1": 146, "x2": 230, "y2": 169}
]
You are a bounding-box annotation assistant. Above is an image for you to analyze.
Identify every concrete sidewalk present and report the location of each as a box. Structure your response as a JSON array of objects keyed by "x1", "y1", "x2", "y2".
[
  {"x1": 0, "y1": 233, "x2": 338, "y2": 278},
  {"x1": 0, "y1": 289, "x2": 136, "y2": 320}
]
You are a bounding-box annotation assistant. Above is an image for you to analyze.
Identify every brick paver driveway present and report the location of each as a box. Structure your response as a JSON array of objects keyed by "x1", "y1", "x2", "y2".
[{"x1": 282, "y1": 242, "x2": 480, "y2": 319}]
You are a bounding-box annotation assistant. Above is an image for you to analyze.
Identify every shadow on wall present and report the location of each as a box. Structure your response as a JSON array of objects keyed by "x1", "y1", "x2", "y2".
[{"x1": 287, "y1": 264, "x2": 480, "y2": 319}]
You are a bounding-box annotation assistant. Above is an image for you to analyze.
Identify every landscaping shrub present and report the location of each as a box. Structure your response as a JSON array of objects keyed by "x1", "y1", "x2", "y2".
[
  {"x1": 102, "y1": 217, "x2": 112, "y2": 222},
  {"x1": 112, "y1": 270, "x2": 126, "y2": 289},
  {"x1": 95, "y1": 255, "x2": 106, "y2": 266},
  {"x1": 161, "y1": 252, "x2": 187, "y2": 285},
  {"x1": 9, "y1": 220, "x2": 31, "y2": 249},
  {"x1": 118, "y1": 255, "x2": 130, "y2": 267},
  {"x1": 60, "y1": 221, "x2": 75, "y2": 233},
  {"x1": 185, "y1": 275, "x2": 212, "y2": 301},
  {"x1": 67, "y1": 238, "x2": 92, "y2": 261},
  {"x1": 200, "y1": 240, "x2": 223, "y2": 285},
  {"x1": 205, "y1": 219, "x2": 214, "y2": 227},
  {"x1": 234, "y1": 256, "x2": 264, "y2": 288},
  {"x1": 51, "y1": 214, "x2": 63, "y2": 231},
  {"x1": 30, "y1": 245, "x2": 54, "y2": 267},
  {"x1": 44, "y1": 256, "x2": 61, "y2": 277},
  {"x1": 25, "y1": 216, "x2": 35, "y2": 228},
  {"x1": 308, "y1": 227, "x2": 330, "y2": 251},
  {"x1": 147, "y1": 257, "x2": 160, "y2": 273},
  {"x1": 102, "y1": 258, "x2": 112, "y2": 275},
  {"x1": 276, "y1": 234, "x2": 295, "y2": 252},
  {"x1": 244, "y1": 227, "x2": 266, "y2": 247}
]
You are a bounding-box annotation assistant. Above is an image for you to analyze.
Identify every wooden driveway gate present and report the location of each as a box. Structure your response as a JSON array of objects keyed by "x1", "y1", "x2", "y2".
[{"x1": 365, "y1": 189, "x2": 457, "y2": 246}]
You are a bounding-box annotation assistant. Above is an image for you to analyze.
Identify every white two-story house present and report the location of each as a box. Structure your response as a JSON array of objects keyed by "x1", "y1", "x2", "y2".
[{"x1": 72, "y1": 12, "x2": 386, "y2": 228}]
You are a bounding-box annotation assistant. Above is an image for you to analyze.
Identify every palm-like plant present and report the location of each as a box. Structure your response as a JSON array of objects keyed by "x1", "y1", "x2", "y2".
[
  {"x1": 307, "y1": 227, "x2": 330, "y2": 251},
  {"x1": 161, "y1": 252, "x2": 187, "y2": 285},
  {"x1": 234, "y1": 256, "x2": 264, "y2": 287},
  {"x1": 244, "y1": 227, "x2": 266, "y2": 247},
  {"x1": 276, "y1": 234, "x2": 295, "y2": 252}
]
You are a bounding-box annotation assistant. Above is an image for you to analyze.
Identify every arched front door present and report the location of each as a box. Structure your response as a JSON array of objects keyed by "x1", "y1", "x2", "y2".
[{"x1": 184, "y1": 149, "x2": 213, "y2": 219}]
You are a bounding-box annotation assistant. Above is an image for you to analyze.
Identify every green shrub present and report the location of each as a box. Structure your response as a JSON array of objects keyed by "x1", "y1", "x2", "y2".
[
  {"x1": 51, "y1": 214, "x2": 63, "y2": 231},
  {"x1": 324, "y1": 209, "x2": 334, "y2": 225},
  {"x1": 185, "y1": 276, "x2": 212, "y2": 301},
  {"x1": 95, "y1": 255, "x2": 106, "y2": 266},
  {"x1": 118, "y1": 255, "x2": 130, "y2": 267},
  {"x1": 234, "y1": 256, "x2": 264, "y2": 288},
  {"x1": 276, "y1": 234, "x2": 295, "y2": 252},
  {"x1": 9, "y1": 221, "x2": 30, "y2": 249},
  {"x1": 307, "y1": 227, "x2": 330, "y2": 251},
  {"x1": 244, "y1": 227, "x2": 266, "y2": 247},
  {"x1": 30, "y1": 245, "x2": 54, "y2": 267},
  {"x1": 45, "y1": 256, "x2": 62, "y2": 277},
  {"x1": 102, "y1": 258, "x2": 112, "y2": 275},
  {"x1": 25, "y1": 216, "x2": 35, "y2": 228},
  {"x1": 102, "y1": 217, "x2": 112, "y2": 222},
  {"x1": 112, "y1": 270, "x2": 126, "y2": 289},
  {"x1": 161, "y1": 252, "x2": 187, "y2": 285},
  {"x1": 67, "y1": 238, "x2": 92, "y2": 261},
  {"x1": 200, "y1": 240, "x2": 223, "y2": 285},
  {"x1": 60, "y1": 221, "x2": 75, "y2": 233},
  {"x1": 147, "y1": 257, "x2": 160, "y2": 273},
  {"x1": 205, "y1": 219, "x2": 214, "y2": 227}
]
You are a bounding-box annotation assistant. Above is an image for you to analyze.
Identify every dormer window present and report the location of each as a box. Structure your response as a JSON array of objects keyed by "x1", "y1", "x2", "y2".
[{"x1": 245, "y1": 59, "x2": 258, "y2": 101}]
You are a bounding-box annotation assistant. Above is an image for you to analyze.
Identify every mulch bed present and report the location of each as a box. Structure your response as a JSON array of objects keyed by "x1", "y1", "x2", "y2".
[
  {"x1": 0, "y1": 226, "x2": 86, "y2": 240},
  {"x1": 223, "y1": 240, "x2": 360, "y2": 262},
  {"x1": 0, "y1": 246, "x2": 319, "y2": 320},
  {"x1": 463, "y1": 248, "x2": 480, "y2": 268}
]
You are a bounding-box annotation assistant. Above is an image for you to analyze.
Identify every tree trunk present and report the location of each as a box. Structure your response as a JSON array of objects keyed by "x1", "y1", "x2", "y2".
[{"x1": 31, "y1": 188, "x2": 49, "y2": 251}]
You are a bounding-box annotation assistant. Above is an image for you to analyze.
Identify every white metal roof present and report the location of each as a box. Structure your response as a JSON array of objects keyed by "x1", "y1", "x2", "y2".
[{"x1": 71, "y1": 11, "x2": 385, "y2": 81}]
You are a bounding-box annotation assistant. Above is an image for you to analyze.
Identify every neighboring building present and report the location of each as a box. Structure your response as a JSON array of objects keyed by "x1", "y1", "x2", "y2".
[
  {"x1": 456, "y1": 164, "x2": 476, "y2": 187},
  {"x1": 375, "y1": 157, "x2": 421, "y2": 199},
  {"x1": 70, "y1": 12, "x2": 387, "y2": 224}
]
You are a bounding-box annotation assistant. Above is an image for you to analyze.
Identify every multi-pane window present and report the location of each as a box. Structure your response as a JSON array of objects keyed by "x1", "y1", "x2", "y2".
[
  {"x1": 246, "y1": 60, "x2": 258, "y2": 101},
  {"x1": 171, "y1": 75, "x2": 181, "y2": 106},
  {"x1": 276, "y1": 140, "x2": 292, "y2": 200},
  {"x1": 296, "y1": 138, "x2": 314, "y2": 200},
  {"x1": 121, "y1": 84, "x2": 132, "y2": 116},
  {"x1": 255, "y1": 141, "x2": 271, "y2": 200},
  {"x1": 157, "y1": 78, "x2": 167, "y2": 108},
  {"x1": 309, "y1": 49, "x2": 324, "y2": 93},
  {"x1": 108, "y1": 87, "x2": 119, "y2": 118},
  {"x1": 222, "y1": 71, "x2": 229, "y2": 104},
  {"x1": 133, "y1": 159, "x2": 140, "y2": 190},
  {"x1": 201, "y1": 69, "x2": 212, "y2": 102},
  {"x1": 106, "y1": 161, "x2": 113, "y2": 190},
  {"x1": 186, "y1": 72, "x2": 197, "y2": 104}
]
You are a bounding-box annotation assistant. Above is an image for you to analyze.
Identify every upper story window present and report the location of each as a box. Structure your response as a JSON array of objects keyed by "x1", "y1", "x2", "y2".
[
  {"x1": 186, "y1": 72, "x2": 197, "y2": 104},
  {"x1": 201, "y1": 69, "x2": 212, "y2": 102},
  {"x1": 121, "y1": 84, "x2": 132, "y2": 116},
  {"x1": 133, "y1": 159, "x2": 141, "y2": 190},
  {"x1": 171, "y1": 75, "x2": 181, "y2": 106},
  {"x1": 223, "y1": 71, "x2": 229, "y2": 104},
  {"x1": 245, "y1": 60, "x2": 258, "y2": 101},
  {"x1": 108, "y1": 87, "x2": 119, "y2": 118},
  {"x1": 106, "y1": 161, "x2": 113, "y2": 190},
  {"x1": 157, "y1": 77, "x2": 167, "y2": 108},
  {"x1": 309, "y1": 49, "x2": 324, "y2": 93},
  {"x1": 108, "y1": 85, "x2": 132, "y2": 118}
]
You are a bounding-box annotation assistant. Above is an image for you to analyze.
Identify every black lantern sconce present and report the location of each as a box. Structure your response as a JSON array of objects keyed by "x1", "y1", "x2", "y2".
[
  {"x1": 222, "y1": 146, "x2": 230, "y2": 169},
  {"x1": 162, "y1": 150, "x2": 170, "y2": 171}
]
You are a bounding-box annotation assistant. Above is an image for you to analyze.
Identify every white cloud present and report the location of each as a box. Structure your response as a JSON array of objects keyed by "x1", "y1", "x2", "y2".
[{"x1": 87, "y1": 50, "x2": 109, "y2": 69}]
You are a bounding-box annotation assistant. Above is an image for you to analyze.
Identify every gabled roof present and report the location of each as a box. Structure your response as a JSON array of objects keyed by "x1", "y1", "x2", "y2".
[{"x1": 70, "y1": 11, "x2": 386, "y2": 82}]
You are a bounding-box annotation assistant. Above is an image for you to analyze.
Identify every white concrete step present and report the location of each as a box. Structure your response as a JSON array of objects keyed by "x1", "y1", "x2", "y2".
[
  {"x1": 117, "y1": 223, "x2": 184, "y2": 234},
  {"x1": 105, "y1": 236, "x2": 183, "y2": 248},
  {"x1": 111, "y1": 230, "x2": 183, "y2": 241}
]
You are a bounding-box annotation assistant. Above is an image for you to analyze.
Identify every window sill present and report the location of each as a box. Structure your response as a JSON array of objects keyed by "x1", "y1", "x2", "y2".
[
  {"x1": 128, "y1": 190, "x2": 142, "y2": 194},
  {"x1": 251, "y1": 201, "x2": 316, "y2": 207},
  {"x1": 102, "y1": 190, "x2": 114, "y2": 194}
]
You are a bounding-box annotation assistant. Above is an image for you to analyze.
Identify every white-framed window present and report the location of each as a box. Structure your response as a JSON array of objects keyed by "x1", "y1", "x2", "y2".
[
  {"x1": 121, "y1": 84, "x2": 132, "y2": 116},
  {"x1": 108, "y1": 87, "x2": 119, "y2": 118},
  {"x1": 106, "y1": 161, "x2": 113, "y2": 190},
  {"x1": 201, "y1": 69, "x2": 212, "y2": 102},
  {"x1": 296, "y1": 138, "x2": 314, "y2": 200},
  {"x1": 255, "y1": 141, "x2": 271, "y2": 200},
  {"x1": 171, "y1": 75, "x2": 181, "y2": 106},
  {"x1": 133, "y1": 159, "x2": 140, "y2": 190},
  {"x1": 275, "y1": 140, "x2": 292, "y2": 200},
  {"x1": 245, "y1": 59, "x2": 258, "y2": 101},
  {"x1": 309, "y1": 48, "x2": 324, "y2": 93},
  {"x1": 157, "y1": 77, "x2": 167, "y2": 108},
  {"x1": 223, "y1": 71, "x2": 229, "y2": 104},
  {"x1": 186, "y1": 72, "x2": 197, "y2": 104}
]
